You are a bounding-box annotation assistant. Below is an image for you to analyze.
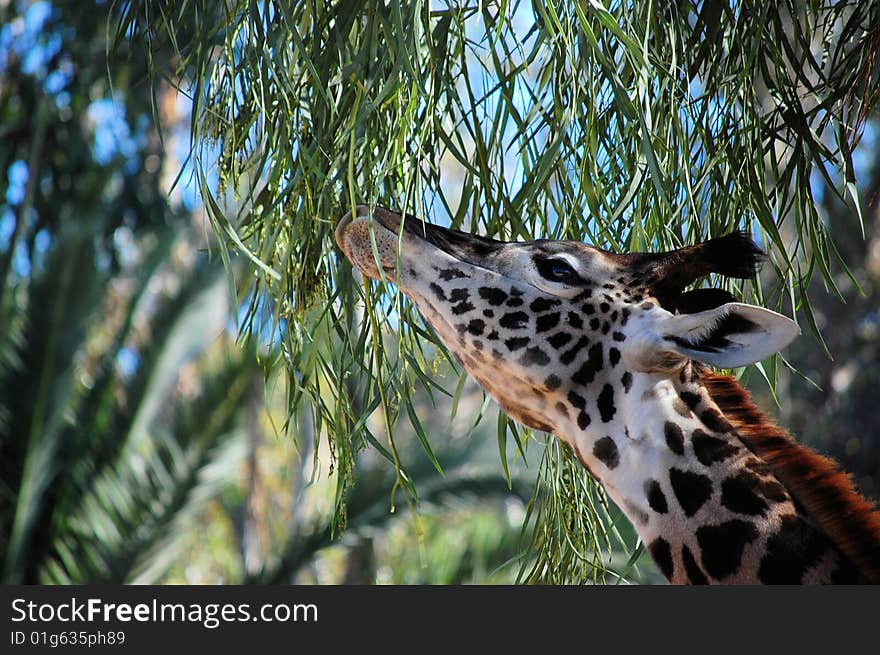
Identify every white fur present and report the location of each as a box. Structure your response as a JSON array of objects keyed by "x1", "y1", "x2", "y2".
[
  {"x1": 662, "y1": 303, "x2": 801, "y2": 368},
  {"x1": 625, "y1": 303, "x2": 800, "y2": 371}
]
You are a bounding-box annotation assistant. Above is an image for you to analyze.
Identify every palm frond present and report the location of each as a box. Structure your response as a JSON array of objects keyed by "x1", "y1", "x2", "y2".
[{"x1": 1, "y1": 222, "x2": 108, "y2": 582}]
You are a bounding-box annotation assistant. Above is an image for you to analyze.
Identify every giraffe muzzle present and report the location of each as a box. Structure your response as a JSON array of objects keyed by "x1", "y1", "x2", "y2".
[{"x1": 336, "y1": 205, "x2": 506, "y2": 276}]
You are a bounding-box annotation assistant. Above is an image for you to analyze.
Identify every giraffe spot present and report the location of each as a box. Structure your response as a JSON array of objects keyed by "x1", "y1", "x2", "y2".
[
  {"x1": 530, "y1": 297, "x2": 560, "y2": 313},
  {"x1": 670, "y1": 468, "x2": 712, "y2": 517},
  {"x1": 448, "y1": 288, "x2": 470, "y2": 302},
  {"x1": 491, "y1": 349, "x2": 504, "y2": 361},
  {"x1": 467, "y1": 319, "x2": 485, "y2": 336},
  {"x1": 439, "y1": 268, "x2": 468, "y2": 280},
  {"x1": 649, "y1": 538, "x2": 674, "y2": 580},
  {"x1": 487, "y1": 330, "x2": 499, "y2": 341},
  {"x1": 567, "y1": 390, "x2": 586, "y2": 409},
  {"x1": 758, "y1": 479, "x2": 789, "y2": 503},
  {"x1": 701, "y1": 408, "x2": 733, "y2": 433},
  {"x1": 452, "y1": 300, "x2": 475, "y2": 315},
  {"x1": 506, "y1": 297, "x2": 524, "y2": 307},
  {"x1": 517, "y1": 411, "x2": 551, "y2": 432},
  {"x1": 597, "y1": 384, "x2": 616, "y2": 422},
  {"x1": 472, "y1": 340, "x2": 484, "y2": 351},
  {"x1": 430, "y1": 283, "x2": 446, "y2": 301},
  {"x1": 672, "y1": 397, "x2": 692, "y2": 418},
  {"x1": 830, "y1": 556, "x2": 862, "y2": 584},
  {"x1": 478, "y1": 287, "x2": 508, "y2": 306},
  {"x1": 609, "y1": 347, "x2": 621, "y2": 367},
  {"x1": 599, "y1": 302, "x2": 610, "y2": 313},
  {"x1": 612, "y1": 331, "x2": 626, "y2": 342},
  {"x1": 583, "y1": 303, "x2": 595, "y2": 315},
  {"x1": 510, "y1": 287, "x2": 524, "y2": 296},
  {"x1": 571, "y1": 343, "x2": 603, "y2": 386},
  {"x1": 573, "y1": 288, "x2": 592, "y2": 301},
  {"x1": 577, "y1": 411, "x2": 591, "y2": 430},
  {"x1": 620, "y1": 308, "x2": 631, "y2": 326},
  {"x1": 692, "y1": 429, "x2": 739, "y2": 466},
  {"x1": 505, "y1": 337, "x2": 529, "y2": 352},
  {"x1": 500, "y1": 311, "x2": 528, "y2": 329},
  {"x1": 483, "y1": 309, "x2": 495, "y2": 318},
  {"x1": 721, "y1": 472, "x2": 770, "y2": 516},
  {"x1": 544, "y1": 373, "x2": 562, "y2": 391},
  {"x1": 621, "y1": 372, "x2": 633, "y2": 393},
  {"x1": 682, "y1": 545, "x2": 708, "y2": 584},
  {"x1": 554, "y1": 401, "x2": 569, "y2": 418},
  {"x1": 593, "y1": 436, "x2": 619, "y2": 469},
  {"x1": 758, "y1": 515, "x2": 831, "y2": 584},
  {"x1": 601, "y1": 321, "x2": 611, "y2": 334},
  {"x1": 519, "y1": 346, "x2": 550, "y2": 367},
  {"x1": 645, "y1": 480, "x2": 668, "y2": 514},
  {"x1": 664, "y1": 422, "x2": 685, "y2": 455},
  {"x1": 589, "y1": 318, "x2": 600, "y2": 330},
  {"x1": 548, "y1": 332, "x2": 573, "y2": 349},
  {"x1": 567, "y1": 312, "x2": 583, "y2": 328},
  {"x1": 679, "y1": 391, "x2": 702, "y2": 410},
  {"x1": 610, "y1": 310, "x2": 618, "y2": 321},
  {"x1": 544, "y1": 374, "x2": 563, "y2": 391},
  {"x1": 536, "y1": 312, "x2": 561, "y2": 333},
  {"x1": 560, "y1": 336, "x2": 591, "y2": 366},
  {"x1": 696, "y1": 519, "x2": 759, "y2": 580},
  {"x1": 641, "y1": 302, "x2": 656, "y2": 310}
]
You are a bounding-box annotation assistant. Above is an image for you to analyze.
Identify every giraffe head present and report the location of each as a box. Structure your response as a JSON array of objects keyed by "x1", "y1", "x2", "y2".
[{"x1": 335, "y1": 206, "x2": 799, "y2": 437}]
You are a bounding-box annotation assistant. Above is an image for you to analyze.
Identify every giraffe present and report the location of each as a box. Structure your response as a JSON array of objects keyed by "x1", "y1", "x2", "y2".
[{"x1": 335, "y1": 205, "x2": 880, "y2": 584}]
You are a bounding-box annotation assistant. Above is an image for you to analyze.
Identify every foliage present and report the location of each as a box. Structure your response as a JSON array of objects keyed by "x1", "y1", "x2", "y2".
[
  {"x1": 119, "y1": 0, "x2": 880, "y2": 582},
  {"x1": 0, "y1": 0, "x2": 245, "y2": 582},
  {"x1": 0, "y1": 213, "x2": 262, "y2": 583},
  {"x1": 248, "y1": 438, "x2": 538, "y2": 584},
  {"x1": 0, "y1": 0, "x2": 262, "y2": 584}
]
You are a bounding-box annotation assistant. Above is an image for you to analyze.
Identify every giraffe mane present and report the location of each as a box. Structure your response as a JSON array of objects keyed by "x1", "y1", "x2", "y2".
[{"x1": 700, "y1": 370, "x2": 880, "y2": 584}]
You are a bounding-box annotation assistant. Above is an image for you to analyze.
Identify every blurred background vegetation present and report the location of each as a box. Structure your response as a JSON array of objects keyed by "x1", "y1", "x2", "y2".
[{"x1": 1, "y1": 1, "x2": 878, "y2": 584}]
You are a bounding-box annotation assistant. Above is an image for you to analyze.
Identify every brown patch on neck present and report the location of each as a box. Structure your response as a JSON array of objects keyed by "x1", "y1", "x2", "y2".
[{"x1": 699, "y1": 370, "x2": 880, "y2": 583}]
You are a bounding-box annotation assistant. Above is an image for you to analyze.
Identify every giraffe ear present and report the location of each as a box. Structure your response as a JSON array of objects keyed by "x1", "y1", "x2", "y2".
[{"x1": 659, "y1": 302, "x2": 800, "y2": 368}]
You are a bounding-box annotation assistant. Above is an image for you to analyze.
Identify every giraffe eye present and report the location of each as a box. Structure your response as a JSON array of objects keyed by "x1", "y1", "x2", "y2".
[{"x1": 537, "y1": 257, "x2": 578, "y2": 283}]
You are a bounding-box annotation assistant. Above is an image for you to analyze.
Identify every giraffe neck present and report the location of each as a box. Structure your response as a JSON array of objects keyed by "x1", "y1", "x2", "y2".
[{"x1": 559, "y1": 363, "x2": 863, "y2": 584}]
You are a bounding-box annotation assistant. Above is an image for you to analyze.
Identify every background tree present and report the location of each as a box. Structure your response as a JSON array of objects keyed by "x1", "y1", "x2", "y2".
[{"x1": 0, "y1": 1, "x2": 264, "y2": 582}]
